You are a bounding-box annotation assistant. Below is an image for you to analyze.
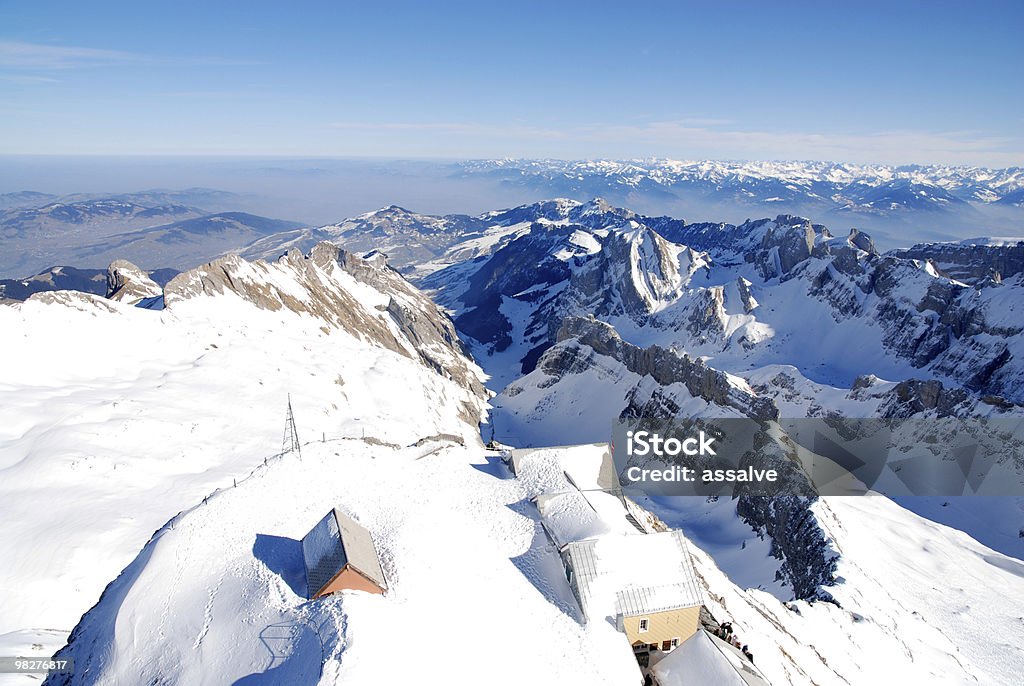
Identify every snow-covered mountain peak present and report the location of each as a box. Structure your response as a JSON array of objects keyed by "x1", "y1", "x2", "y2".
[
  {"x1": 162, "y1": 242, "x2": 488, "y2": 404},
  {"x1": 105, "y1": 259, "x2": 162, "y2": 307}
]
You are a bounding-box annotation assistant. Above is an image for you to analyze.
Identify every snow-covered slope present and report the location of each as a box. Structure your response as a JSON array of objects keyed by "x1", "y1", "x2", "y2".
[
  {"x1": 645, "y1": 494, "x2": 1024, "y2": 686},
  {"x1": 0, "y1": 244, "x2": 487, "y2": 675},
  {"x1": 43, "y1": 443, "x2": 643, "y2": 686},
  {"x1": 6, "y1": 194, "x2": 1024, "y2": 686},
  {"x1": 38, "y1": 434, "x2": 1024, "y2": 686}
]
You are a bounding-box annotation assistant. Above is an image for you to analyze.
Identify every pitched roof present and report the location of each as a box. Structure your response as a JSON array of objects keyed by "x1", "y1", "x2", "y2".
[
  {"x1": 536, "y1": 489, "x2": 635, "y2": 548},
  {"x1": 562, "y1": 529, "x2": 703, "y2": 619},
  {"x1": 615, "y1": 582, "x2": 703, "y2": 617},
  {"x1": 301, "y1": 507, "x2": 387, "y2": 597},
  {"x1": 652, "y1": 629, "x2": 771, "y2": 686}
]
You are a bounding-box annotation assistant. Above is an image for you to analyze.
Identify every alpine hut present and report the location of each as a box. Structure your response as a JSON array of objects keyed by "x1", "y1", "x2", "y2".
[{"x1": 302, "y1": 507, "x2": 388, "y2": 599}]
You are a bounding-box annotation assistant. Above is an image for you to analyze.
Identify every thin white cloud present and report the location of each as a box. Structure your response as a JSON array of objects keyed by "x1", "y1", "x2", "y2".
[
  {"x1": 0, "y1": 73, "x2": 59, "y2": 83},
  {"x1": 0, "y1": 40, "x2": 262, "y2": 70},
  {"x1": 0, "y1": 41, "x2": 137, "y2": 69}
]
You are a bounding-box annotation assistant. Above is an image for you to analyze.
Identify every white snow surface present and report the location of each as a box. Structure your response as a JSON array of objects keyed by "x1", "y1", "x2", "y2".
[
  {"x1": 49, "y1": 442, "x2": 1024, "y2": 686},
  {"x1": 0, "y1": 276, "x2": 486, "y2": 667},
  {"x1": 45, "y1": 442, "x2": 643, "y2": 686},
  {"x1": 654, "y1": 630, "x2": 769, "y2": 686}
]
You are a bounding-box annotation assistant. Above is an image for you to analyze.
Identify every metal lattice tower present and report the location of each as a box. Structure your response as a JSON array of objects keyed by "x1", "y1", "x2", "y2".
[{"x1": 282, "y1": 394, "x2": 302, "y2": 459}]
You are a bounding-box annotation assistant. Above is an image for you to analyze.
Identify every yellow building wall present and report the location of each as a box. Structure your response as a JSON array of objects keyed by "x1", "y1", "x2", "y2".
[{"x1": 623, "y1": 605, "x2": 701, "y2": 649}]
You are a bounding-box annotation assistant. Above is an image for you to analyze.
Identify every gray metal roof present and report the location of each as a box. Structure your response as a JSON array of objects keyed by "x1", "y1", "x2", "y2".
[
  {"x1": 333, "y1": 507, "x2": 387, "y2": 590},
  {"x1": 562, "y1": 529, "x2": 703, "y2": 619},
  {"x1": 301, "y1": 507, "x2": 387, "y2": 597},
  {"x1": 615, "y1": 582, "x2": 703, "y2": 617}
]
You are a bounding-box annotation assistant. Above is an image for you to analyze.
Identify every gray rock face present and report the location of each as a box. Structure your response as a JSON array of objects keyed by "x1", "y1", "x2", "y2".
[
  {"x1": 683, "y1": 287, "x2": 727, "y2": 340},
  {"x1": 163, "y1": 242, "x2": 488, "y2": 414},
  {"x1": 573, "y1": 228, "x2": 707, "y2": 321},
  {"x1": 847, "y1": 228, "x2": 878, "y2": 254},
  {"x1": 553, "y1": 316, "x2": 778, "y2": 421},
  {"x1": 892, "y1": 240, "x2": 1024, "y2": 284},
  {"x1": 105, "y1": 260, "x2": 163, "y2": 306},
  {"x1": 736, "y1": 495, "x2": 838, "y2": 603},
  {"x1": 876, "y1": 379, "x2": 973, "y2": 418},
  {"x1": 754, "y1": 216, "x2": 819, "y2": 278},
  {"x1": 735, "y1": 277, "x2": 757, "y2": 313}
]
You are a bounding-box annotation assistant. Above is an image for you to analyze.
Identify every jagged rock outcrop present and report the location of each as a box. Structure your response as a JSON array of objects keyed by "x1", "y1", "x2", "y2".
[
  {"x1": 735, "y1": 277, "x2": 758, "y2": 313},
  {"x1": 754, "y1": 215, "x2": 820, "y2": 278},
  {"x1": 552, "y1": 316, "x2": 778, "y2": 420},
  {"x1": 682, "y1": 287, "x2": 727, "y2": 340},
  {"x1": 164, "y1": 243, "x2": 487, "y2": 412},
  {"x1": 736, "y1": 495, "x2": 838, "y2": 602},
  {"x1": 105, "y1": 260, "x2": 163, "y2": 307},
  {"x1": 876, "y1": 379, "x2": 973, "y2": 418},
  {"x1": 552, "y1": 227, "x2": 710, "y2": 331},
  {"x1": 892, "y1": 239, "x2": 1024, "y2": 284},
  {"x1": 846, "y1": 228, "x2": 877, "y2": 254},
  {"x1": 422, "y1": 197, "x2": 1023, "y2": 404}
]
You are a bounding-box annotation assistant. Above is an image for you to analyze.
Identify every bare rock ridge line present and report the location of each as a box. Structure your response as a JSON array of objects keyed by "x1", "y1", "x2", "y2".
[
  {"x1": 550, "y1": 315, "x2": 779, "y2": 421},
  {"x1": 109, "y1": 242, "x2": 488, "y2": 419}
]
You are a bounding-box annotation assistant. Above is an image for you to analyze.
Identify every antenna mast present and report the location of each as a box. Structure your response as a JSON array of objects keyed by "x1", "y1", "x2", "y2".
[{"x1": 282, "y1": 394, "x2": 302, "y2": 459}]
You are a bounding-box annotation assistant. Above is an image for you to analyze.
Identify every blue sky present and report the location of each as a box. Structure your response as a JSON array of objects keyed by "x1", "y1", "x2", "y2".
[{"x1": 1, "y1": 0, "x2": 1021, "y2": 165}]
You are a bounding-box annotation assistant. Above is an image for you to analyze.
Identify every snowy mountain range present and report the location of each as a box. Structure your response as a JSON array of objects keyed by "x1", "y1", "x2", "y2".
[
  {"x1": 460, "y1": 158, "x2": 1024, "y2": 210},
  {"x1": 1, "y1": 191, "x2": 1023, "y2": 685}
]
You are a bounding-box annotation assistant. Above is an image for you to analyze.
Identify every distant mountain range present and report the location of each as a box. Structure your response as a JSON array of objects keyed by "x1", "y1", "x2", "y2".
[
  {"x1": 458, "y1": 159, "x2": 1024, "y2": 212},
  {"x1": 0, "y1": 191, "x2": 302, "y2": 278},
  {"x1": 7, "y1": 157, "x2": 1024, "y2": 277}
]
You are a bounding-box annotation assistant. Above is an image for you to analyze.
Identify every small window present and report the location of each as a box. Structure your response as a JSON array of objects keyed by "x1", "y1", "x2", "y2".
[
  {"x1": 638, "y1": 618, "x2": 649, "y2": 633},
  {"x1": 671, "y1": 637, "x2": 679, "y2": 649}
]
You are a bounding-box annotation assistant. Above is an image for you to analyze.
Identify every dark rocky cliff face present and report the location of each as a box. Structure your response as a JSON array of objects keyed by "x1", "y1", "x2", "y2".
[
  {"x1": 892, "y1": 240, "x2": 1024, "y2": 284},
  {"x1": 555, "y1": 316, "x2": 779, "y2": 421},
  {"x1": 736, "y1": 495, "x2": 838, "y2": 603}
]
